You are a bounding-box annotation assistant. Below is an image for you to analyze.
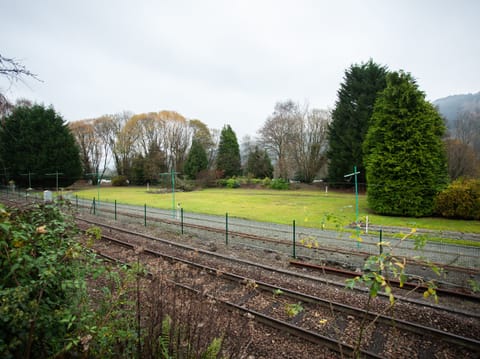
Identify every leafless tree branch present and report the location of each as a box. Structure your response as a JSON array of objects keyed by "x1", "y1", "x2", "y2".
[{"x1": 0, "y1": 54, "x2": 42, "y2": 83}]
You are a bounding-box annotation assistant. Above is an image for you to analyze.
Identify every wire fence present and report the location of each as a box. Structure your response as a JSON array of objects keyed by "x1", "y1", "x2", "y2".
[{"x1": 1, "y1": 186, "x2": 479, "y2": 274}]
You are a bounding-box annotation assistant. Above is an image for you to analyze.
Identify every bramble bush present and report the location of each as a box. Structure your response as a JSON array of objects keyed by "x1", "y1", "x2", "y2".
[
  {"x1": 434, "y1": 179, "x2": 480, "y2": 220},
  {"x1": 0, "y1": 203, "x2": 89, "y2": 358}
]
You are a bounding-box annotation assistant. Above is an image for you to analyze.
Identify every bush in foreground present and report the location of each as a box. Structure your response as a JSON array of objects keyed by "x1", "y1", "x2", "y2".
[{"x1": 0, "y1": 203, "x2": 87, "y2": 358}]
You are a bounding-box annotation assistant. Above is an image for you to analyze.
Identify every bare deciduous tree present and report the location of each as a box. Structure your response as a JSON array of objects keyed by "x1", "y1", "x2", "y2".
[
  {"x1": 290, "y1": 108, "x2": 331, "y2": 182},
  {"x1": 258, "y1": 100, "x2": 299, "y2": 179},
  {"x1": 445, "y1": 138, "x2": 479, "y2": 179},
  {"x1": 69, "y1": 119, "x2": 98, "y2": 175},
  {"x1": 0, "y1": 54, "x2": 40, "y2": 118},
  {"x1": 160, "y1": 110, "x2": 191, "y2": 172}
]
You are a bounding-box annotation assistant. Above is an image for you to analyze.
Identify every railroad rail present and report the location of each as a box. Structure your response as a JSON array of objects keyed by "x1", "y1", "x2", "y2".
[
  {"x1": 90, "y1": 230, "x2": 480, "y2": 358},
  {"x1": 77, "y1": 216, "x2": 480, "y2": 319},
  {"x1": 92, "y1": 236, "x2": 381, "y2": 358},
  {"x1": 289, "y1": 260, "x2": 480, "y2": 301}
]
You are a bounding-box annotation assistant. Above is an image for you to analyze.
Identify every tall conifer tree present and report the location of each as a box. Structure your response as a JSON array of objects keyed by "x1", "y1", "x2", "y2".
[
  {"x1": 0, "y1": 104, "x2": 82, "y2": 187},
  {"x1": 327, "y1": 60, "x2": 388, "y2": 186},
  {"x1": 363, "y1": 71, "x2": 448, "y2": 216},
  {"x1": 184, "y1": 139, "x2": 208, "y2": 179},
  {"x1": 216, "y1": 125, "x2": 241, "y2": 178}
]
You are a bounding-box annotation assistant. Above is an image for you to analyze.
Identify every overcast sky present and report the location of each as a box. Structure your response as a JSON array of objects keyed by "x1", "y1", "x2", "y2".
[{"x1": 1, "y1": 0, "x2": 479, "y2": 139}]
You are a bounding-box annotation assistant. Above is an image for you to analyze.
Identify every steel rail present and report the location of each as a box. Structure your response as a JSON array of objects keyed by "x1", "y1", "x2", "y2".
[
  {"x1": 289, "y1": 260, "x2": 480, "y2": 301},
  {"x1": 77, "y1": 216, "x2": 480, "y2": 318},
  {"x1": 93, "y1": 242, "x2": 382, "y2": 358},
  {"x1": 93, "y1": 229, "x2": 480, "y2": 354}
]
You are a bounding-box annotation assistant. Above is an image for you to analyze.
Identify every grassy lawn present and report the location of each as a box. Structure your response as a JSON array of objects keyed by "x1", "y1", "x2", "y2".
[{"x1": 72, "y1": 186, "x2": 480, "y2": 234}]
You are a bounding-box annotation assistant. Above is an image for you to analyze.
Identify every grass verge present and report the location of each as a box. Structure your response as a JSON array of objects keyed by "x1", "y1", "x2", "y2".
[{"x1": 72, "y1": 186, "x2": 480, "y2": 234}]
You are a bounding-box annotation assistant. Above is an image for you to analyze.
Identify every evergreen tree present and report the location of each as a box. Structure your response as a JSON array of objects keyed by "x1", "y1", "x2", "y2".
[
  {"x1": 327, "y1": 60, "x2": 388, "y2": 186},
  {"x1": 0, "y1": 104, "x2": 82, "y2": 187},
  {"x1": 245, "y1": 146, "x2": 273, "y2": 178},
  {"x1": 184, "y1": 139, "x2": 208, "y2": 179},
  {"x1": 363, "y1": 71, "x2": 448, "y2": 216},
  {"x1": 216, "y1": 125, "x2": 241, "y2": 178}
]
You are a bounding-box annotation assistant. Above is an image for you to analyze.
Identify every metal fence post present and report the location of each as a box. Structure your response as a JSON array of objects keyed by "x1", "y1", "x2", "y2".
[
  {"x1": 225, "y1": 212, "x2": 229, "y2": 245},
  {"x1": 379, "y1": 228, "x2": 383, "y2": 255},
  {"x1": 93, "y1": 197, "x2": 96, "y2": 215},
  {"x1": 144, "y1": 204, "x2": 147, "y2": 226},
  {"x1": 293, "y1": 220, "x2": 296, "y2": 258},
  {"x1": 379, "y1": 229, "x2": 383, "y2": 275},
  {"x1": 181, "y1": 208, "x2": 184, "y2": 235},
  {"x1": 115, "y1": 200, "x2": 117, "y2": 220},
  {"x1": 76, "y1": 195, "x2": 78, "y2": 210}
]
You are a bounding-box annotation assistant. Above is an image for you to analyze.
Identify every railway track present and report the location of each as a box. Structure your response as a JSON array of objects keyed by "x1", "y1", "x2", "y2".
[
  {"x1": 94, "y1": 239, "x2": 380, "y2": 358},
  {"x1": 76, "y1": 215, "x2": 480, "y2": 318},
  {"x1": 289, "y1": 260, "x2": 480, "y2": 302},
  {"x1": 78, "y1": 218, "x2": 480, "y2": 358}
]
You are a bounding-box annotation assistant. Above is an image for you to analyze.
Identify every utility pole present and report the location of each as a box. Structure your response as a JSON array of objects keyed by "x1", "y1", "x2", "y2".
[{"x1": 45, "y1": 171, "x2": 64, "y2": 193}]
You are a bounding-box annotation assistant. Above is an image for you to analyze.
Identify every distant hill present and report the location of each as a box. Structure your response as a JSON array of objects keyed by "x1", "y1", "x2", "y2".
[{"x1": 433, "y1": 92, "x2": 480, "y2": 130}]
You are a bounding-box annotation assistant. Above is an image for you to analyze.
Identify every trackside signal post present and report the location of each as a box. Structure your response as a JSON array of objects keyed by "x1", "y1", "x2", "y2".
[{"x1": 344, "y1": 166, "x2": 361, "y2": 243}]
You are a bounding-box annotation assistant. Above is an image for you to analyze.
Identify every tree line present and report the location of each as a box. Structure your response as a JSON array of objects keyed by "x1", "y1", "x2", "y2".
[
  {"x1": 67, "y1": 102, "x2": 331, "y2": 185},
  {"x1": 1, "y1": 55, "x2": 479, "y2": 217}
]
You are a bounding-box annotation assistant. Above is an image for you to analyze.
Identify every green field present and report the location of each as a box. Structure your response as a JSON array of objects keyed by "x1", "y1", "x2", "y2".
[{"x1": 72, "y1": 186, "x2": 480, "y2": 234}]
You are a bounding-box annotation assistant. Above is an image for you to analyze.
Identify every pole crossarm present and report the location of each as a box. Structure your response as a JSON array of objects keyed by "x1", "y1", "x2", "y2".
[
  {"x1": 45, "y1": 171, "x2": 64, "y2": 192},
  {"x1": 344, "y1": 171, "x2": 360, "y2": 178}
]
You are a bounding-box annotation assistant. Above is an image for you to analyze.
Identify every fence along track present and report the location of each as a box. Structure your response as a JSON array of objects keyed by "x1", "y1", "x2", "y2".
[
  {"x1": 71, "y1": 196, "x2": 480, "y2": 268},
  {"x1": 82, "y1": 222, "x2": 480, "y2": 358},
  {"x1": 69, "y1": 198, "x2": 480, "y2": 296},
  {"x1": 3, "y1": 190, "x2": 479, "y2": 269},
  {"x1": 1, "y1": 196, "x2": 480, "y2": 308}
]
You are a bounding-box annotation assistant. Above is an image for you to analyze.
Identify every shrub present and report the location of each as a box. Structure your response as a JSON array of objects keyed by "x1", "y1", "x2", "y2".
[
  {"x1": 225, "y1": 178, "x2": 240, "y2": 188},
  {"x1": 177, "y1": 179, "x2": 195, "y2": 192},
  {"x1": 434, "y1": 179, "x2": 480, "y2": 220},
  {"x1": 111, "y1": 175, "x2": 129, "y2": 186},
  {"x1": 261, "y1": 177, "x2": 271, "y2": 187},
  {"x1": 217, "y1": 177, "x2": 240, "y2": 188},
  {"x1": 0, "y1": 203, "x2": 89, "y2": 357},
  {"x1": 270, "y1": 178, "x2": 290, "y2": 190}
]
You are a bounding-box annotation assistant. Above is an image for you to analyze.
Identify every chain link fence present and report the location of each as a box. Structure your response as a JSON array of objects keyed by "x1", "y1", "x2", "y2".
[{"x1": 1, "y1": 187, "x2": 479, "y2": 274}]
